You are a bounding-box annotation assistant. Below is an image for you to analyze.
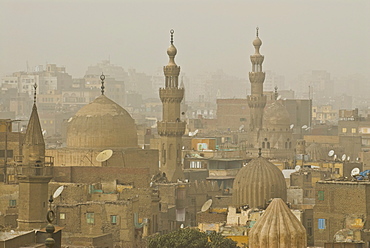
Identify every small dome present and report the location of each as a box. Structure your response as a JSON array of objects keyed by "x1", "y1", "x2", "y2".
[
  {"x1": 253, "y1": 37, "x2": 262, "y2": 47},
  {"x1": 306, "y1": 142, "x2": 324, "y2": 161},
  {"x1": 167, "y1": 44, "x2": 177, "y2": 57},
  {"x1": 249, "y1": 198, "x2": 307, "y2": 248},
  {"x1": 67, "y1": 95, "x2": 138, "y2": 149},
  {"x1": 263, "y1": 101, "x2": 290, "y2": 129},
  {"x1": 232, "y1": 156, "x2": 287, "y2": 208}
]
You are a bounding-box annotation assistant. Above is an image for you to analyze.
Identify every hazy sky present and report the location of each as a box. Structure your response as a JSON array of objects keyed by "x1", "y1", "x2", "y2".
[{"x1": 0, "y1": 0, "x2": 369, "y2": 81}]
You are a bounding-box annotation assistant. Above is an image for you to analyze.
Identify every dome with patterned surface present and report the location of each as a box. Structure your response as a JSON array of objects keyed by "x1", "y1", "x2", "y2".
[
  {"x1": 249, "y1": 198, "x2": 307, "y2": 248},
  {"x1": 263, "y1": 100, "x2": 290, "y2": 130},
  {"x1": 232, "y1": 155, "x2": 287, "y2": 208}
]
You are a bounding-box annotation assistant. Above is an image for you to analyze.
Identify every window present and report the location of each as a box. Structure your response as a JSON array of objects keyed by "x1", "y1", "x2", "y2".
[
  {"x1": 9, "y1": 199, "x2": 16, "y2": 207},
  {"x1": 86, "y1": 213, "x2": 95, "y2": 224},
  {"x1": 352, "y1": 128, "x2": 356, "y2": 133},
  {"x1": 318, "y1": 218, "x2": 326, "y2": 229},
  {"x1": 60, "y1": 213, "x2": 66, "y2": 220},
  {"x1": 318, "y1": 191, "x2": 324, "y2": 201},
  {"x1": 190, "y1": 161, "x2": 202, "y2": 169},
  {"x1": 307, "y1": 218, "x2": 312, "y2": 236},
  {"x1": 342, "y1": 128, "x2": 347, "y2": 133},
  {"x1": 111, "y1": 215, "x2": 117, "y2": 224},
  {"x1": 0, "y1": 150, "x2": 14, "y2": 158}
]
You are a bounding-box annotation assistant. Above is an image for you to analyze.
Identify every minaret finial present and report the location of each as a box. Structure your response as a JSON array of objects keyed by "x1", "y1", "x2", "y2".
[
  {"x1": 100, "y1": 73, "x2": 105, "y2": 95},
  {"x1": 170, "y1": 29, "x2": 174, "y2": 45},
  {"x1": 256, "y1": 27, "x2": 259, "y2": 37},
  {"x1": 274, "y1": 86, "x2": 278, "y2": 100},
  {"x1": 258, "y1": 148, "x2": 262, "y2": 157},
  {"x1": 44, "y1": 195, "x2": 55, "y2": 248},
  {"x1": 33, "y1": 83, "x2": 37, "y2": 104}
]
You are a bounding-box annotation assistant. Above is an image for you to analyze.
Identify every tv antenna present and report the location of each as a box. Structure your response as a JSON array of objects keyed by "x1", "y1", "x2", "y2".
[
  {"x1": 351, "y1": 168, "x2": 360, "y2": 177},
  {"x1": 96, "y1": 149, "x2": 113, "y2": 162},
  {"x1": 53, "y1": 185, "x2": 64, "y2": 199},
  {"x1": 328, "y1": 150, "x2": 334, "y2": 157},
  {"x1": 201, "y1": 199, "x2": 213, "y2": 212}
]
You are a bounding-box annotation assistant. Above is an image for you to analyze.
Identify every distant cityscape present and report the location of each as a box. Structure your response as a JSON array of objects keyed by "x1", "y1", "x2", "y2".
[{"x1": 0, "y1": 27, "x2": 370, "y2": 248}]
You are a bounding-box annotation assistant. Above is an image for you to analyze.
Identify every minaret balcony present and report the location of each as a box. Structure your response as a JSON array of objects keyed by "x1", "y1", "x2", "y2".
[
  {"x1": 249, "y1": 72, "x2": 266, "y2": 83},
  {"x1": 159, "y1": 88, "x2": 184, "y2": 102},
  {"x1": 247, "y1": 95, "x2": 267, "y2": 108},
  {"x1": 157, "y1": 121, "x2": 186, "y2": 136},
  {"x1": 163, "y1": 66, "x2": 180, "y2": 76}
]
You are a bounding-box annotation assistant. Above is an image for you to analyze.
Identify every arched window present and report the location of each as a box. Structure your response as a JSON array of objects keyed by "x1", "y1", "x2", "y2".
[
  {"x1": 262, "y1": 142, "x2": 265, "y2": 148},
  {"x1": 267, "y1": 142, "x2": 270, "y2": 149}
]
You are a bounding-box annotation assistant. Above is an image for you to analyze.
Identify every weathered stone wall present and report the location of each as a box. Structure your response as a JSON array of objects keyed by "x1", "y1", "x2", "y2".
[{"x1": 314, "y1": 181, "x2": 370, "y2": 247}]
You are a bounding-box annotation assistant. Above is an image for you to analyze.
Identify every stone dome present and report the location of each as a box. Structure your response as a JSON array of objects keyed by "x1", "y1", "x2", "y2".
[
  {"x1": 66, "y1": 95, "x2": 138, "y2": 149},
  {"x1": 249, "y1": 198, "x2": 307, "y2": 248},
  {"x1": 232, "y1": 156, "x2": 287, "y2": 208},
  {"x1": 263, "y1": 100, "x2": 291, "y2": 130}
]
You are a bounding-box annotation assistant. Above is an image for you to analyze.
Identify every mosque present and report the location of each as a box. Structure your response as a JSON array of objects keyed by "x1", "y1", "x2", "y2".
[{"x1": 245, "y1": 28, "x2": 294, "y2": 160}]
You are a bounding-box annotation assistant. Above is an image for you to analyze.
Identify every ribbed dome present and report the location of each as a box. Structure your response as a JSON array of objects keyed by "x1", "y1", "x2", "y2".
[
  {"x1": 66, "y1": 95, "x2": 138, "y2": 149},
  {"x1": 232, "y1": 156, "x2": 287, "y2": 208},
  {"x1": 249, "y1": 198, "x2": 307, "y2": 248},
  {"x1": 263, "y1": 101, "x2": 290, "y2": 129},
  {"x1": 306, "y1": 142, "x2": 323, "y2": 161}
]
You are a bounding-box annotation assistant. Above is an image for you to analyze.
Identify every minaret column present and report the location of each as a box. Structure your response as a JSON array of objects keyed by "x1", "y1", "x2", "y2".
[
  {"x1": 247, "y1": 27, "x2": 267, "y2": 131},
  {"x1": 18, "y1": 84, "x2": 52, "y2": 230},
  {"x1": 157, "y1": 30, "x2": 185, "y2": 182}
]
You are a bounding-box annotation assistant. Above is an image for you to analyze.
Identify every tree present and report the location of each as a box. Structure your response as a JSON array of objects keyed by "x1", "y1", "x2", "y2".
[{"x1": 147, "y1": 228, "x2": 238, "y2": 248}]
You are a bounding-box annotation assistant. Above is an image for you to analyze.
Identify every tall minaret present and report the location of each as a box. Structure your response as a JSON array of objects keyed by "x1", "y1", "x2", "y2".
[
  {"x1": 18, "y1": 84, "x2": 52, "y2": 230},
  {"x1": 157, "y1": 30, "x2": 185, "y2": 182},
  {"x1": 247, "y1": 27, "x2": 267, "y2": 131}
]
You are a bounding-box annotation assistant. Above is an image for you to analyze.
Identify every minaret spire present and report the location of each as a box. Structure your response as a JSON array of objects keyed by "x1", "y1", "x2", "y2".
[
  {"x1": 170, "y1": 29, "x2": 174, "y2": 44},
  {"x1": 18, "y1": 81, "x2": 52, "y2": 230},
  {"x1": 100, "y1": 73, "x2": 105, "y2": 95},
  {"x1": 33, "y1": 83, "x2": 37, "y2": 104},
  {"x1": 274, "y1": 86, "x2": 278, "y2": 100},
  {"x1": 158, "y1": 29, "x2": 185, "y2": 182},
  {"x1": 256, "y1": 26, "x2": 259, "y2": 37}
]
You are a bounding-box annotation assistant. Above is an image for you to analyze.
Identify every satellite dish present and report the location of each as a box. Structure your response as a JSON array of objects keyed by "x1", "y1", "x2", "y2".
[
  {"x1": 201, "y1": 199, "x2": 213, "y2": 212},
  {"x1": 342, "y1": 154, "x2": 347, "y2": 161},
  {"x1": 96, "y1": 149, "x2": 113, "y2": 162},
  {"x1": 295, "y1": 165, "x2": 301, "y2": 172},
  {"x1": 67, "y1": 117, "x2": 73, "y2": 122},
  {"x1": 351, "y1": 168, "x2": 360, "y2": 177},
  {"x1": 180, "y1": 224, "x2": 184, "y2": 228},
  {"x1": 277, "y1": 95, "x2": 282, "y2": 100},
  {"x1": 290, "y1": 124, "x2": 294, "y2": 129},
  {"x1": 328, "y1": 150, "x2": 335, "y2": 157},
  {"x1": 53, "y1": 185, "x2": 64, "y2": 199},
  {"x1": 239, "y1": 125, "x2": 244, "y2": 131},
  {"x1": 334, "y1": 154, "x2": 337, "y2": 160},
  {"x1": 302, "y1": 125, "x2": 308, "y2": 129},
  {"x1": 347, "y1": 156, "x2": 350, "y2": 161},
  {"x1": 305, "y1": 127, "x2": 311, "y2": 131}
]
